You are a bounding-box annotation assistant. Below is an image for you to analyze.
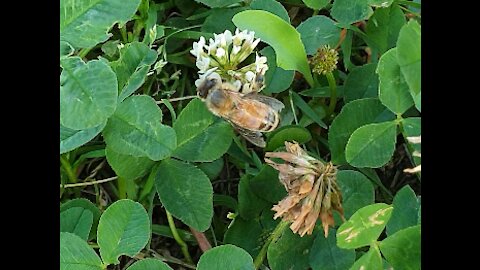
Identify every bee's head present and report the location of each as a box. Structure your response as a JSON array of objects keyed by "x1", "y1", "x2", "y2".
[
  {"x1": 197, "y1": 78, "x2": 217, "y2": 99},
  {"x1": 196, "y1": 70, "x2": 222, "y2": 99}
]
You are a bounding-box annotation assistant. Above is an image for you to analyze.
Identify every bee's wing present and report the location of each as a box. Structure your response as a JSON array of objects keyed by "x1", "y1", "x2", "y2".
[
  {"x1": 231, "y1": 123, "x2": 266, "y2": 148},
  {"x1": 242, "y1": 93, "x2": 285, "y2": 112}
]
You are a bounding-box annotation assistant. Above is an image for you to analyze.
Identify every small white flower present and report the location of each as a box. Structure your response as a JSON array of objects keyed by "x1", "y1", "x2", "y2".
[
  {"x1": 196, "y1": 56, "x2": 211, "y2": 72},
  {"x1": 245, "y1": 30, "x2": 255, "y2": 44},
  {"x1": 255, "y1": 53, "x2": 268, "y2": 73},
  {"x1": 251, "y1": 38, "x2": 261, "y2": 50},
  {"x1": 232, "y1": 45, "x2": 241, "y2": 55},
  {"x1": 216, "y1": 47, "x2": 226, "y2": 58},
  {"x1": 245, "y1": 71, "x2": 255, "y2": 82},
  {"x1": 207, "y1": 38, "x2": 219, "y2": 54},
  {"x1": 190, "y1": 36, "x2": 206, "y2": 57},
  {"x1": 232, "y1": 80, "x2": 242, "y2": 91},
  {"x1": 223, "y1": 30, "x2": 233, "y2": 46}
]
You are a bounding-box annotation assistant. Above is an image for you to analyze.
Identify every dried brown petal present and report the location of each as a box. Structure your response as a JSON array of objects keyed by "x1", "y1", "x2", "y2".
[
  {"x1": 265, "y1": 152, "x2": 315, "y2": 169},
  {"x1": 266, "y1": 142, "x2": 345, "y2": 238},
  {"x1": 320, "y1": 210, "x2": 335, "y2": 237}
]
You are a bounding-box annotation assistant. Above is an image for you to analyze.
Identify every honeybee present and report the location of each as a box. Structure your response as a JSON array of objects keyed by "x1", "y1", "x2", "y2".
[{"x1": 197, "y1": 73, "x2": 284, "y2": 147}]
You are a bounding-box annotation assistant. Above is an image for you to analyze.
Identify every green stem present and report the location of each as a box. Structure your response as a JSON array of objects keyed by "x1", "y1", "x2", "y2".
[
  {"x1": 166, "y1": 210, "x2": 193, "y2": 264},
  {"x1": 120, "y1": 26, "x2": 128, "y2": 43},
  {"x1": 117, "y1": 176, "x2": 127, "y2": 199},
  {"x1": 312, "y1": 9, "x2": 319, "y2": 16},
  {"x1": 289, "y1": 91, "x2": 299, "y2": 125},
  {"x1": 398, "y1": 5, "x2": 421, "y2": 18},
  {"x1": 147, "y1": 190, "x2": 156, "y2": 249},
  {"x1": 78, "y1": 48, "x2": 91, "y2": 58},
  {"x1": 60, "y1": 155, "x2": 78, "y2": 184},
  {"x1": 132, "y1": 21, "x2": 144, "y2": 42},
  {"x1": 326, "y1": 72, "x2": 337, "y2": 118},
  {"x1": 253, "y1": 220, "x2": 289, "y2": 269},
  {"x1": 397, "y1": 0, "x2": 421, "y2": 8}
]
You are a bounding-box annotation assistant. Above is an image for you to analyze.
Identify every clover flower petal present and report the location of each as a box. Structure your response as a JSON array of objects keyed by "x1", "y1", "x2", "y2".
[{"x1": 265, "y1": 141, "x2": 345, "y2": 237}]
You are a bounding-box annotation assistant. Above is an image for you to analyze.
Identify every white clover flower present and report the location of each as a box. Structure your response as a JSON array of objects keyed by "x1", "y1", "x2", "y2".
[
  {"x1": 190, "y1": 36, "x2": 206, "y2": 57},
  {"x1": 191, "y1": 28, "x2": 269, "y2": 93},
  {"x1": 196, "y1": 56, "x2": 211, "y2": 72},
  {"x1": 251, "y1": 38, "x2": 260, "y2": 50},
  {"x1": 232, "y1": 45, "x2": 242, "y2": 55},
  {"x1": 245, "y1": 71, "x2": 255, "y2": 82},
  {"x1": 255, "y1": 53, "x2": 268, "y2": 73},
  {"x1": 216, "y1": 47, "x2": 226, "y2": 58}
]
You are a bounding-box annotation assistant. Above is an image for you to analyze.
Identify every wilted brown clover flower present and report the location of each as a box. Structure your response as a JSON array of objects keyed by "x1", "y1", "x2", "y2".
[
  {"x1": 309, "y1": 45, "x2": 339, "y2": 75},
  {"x1": 265, "y1": 142, "x2": 344, "y2": 237}
]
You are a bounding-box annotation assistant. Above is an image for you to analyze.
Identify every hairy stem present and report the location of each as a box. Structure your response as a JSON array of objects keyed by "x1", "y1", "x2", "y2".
[
  {"x1": 166, "y1": 210, "x2": 193, "y2": 264},
  {"x1": 289, "y1": 91, "x2": 299, "y2": 125},
  {"x1": 326, "y1": 72, "x2": 337, "y2": 118},
  {"x1": 60, "y1": 155, "x2": 78, "y2": 184},
  {"x1": 60, "y1": 176, "x2": 118, "y2": 188},
  {"x1": 156, "y1": 95, "x2": 197, "y2": 104},
  {"x1": 190, "y1": 227, "x2": 212, "y2": 252},
  {"x1": 253, "y1": 220, "x2": 289, "y2": 269}
]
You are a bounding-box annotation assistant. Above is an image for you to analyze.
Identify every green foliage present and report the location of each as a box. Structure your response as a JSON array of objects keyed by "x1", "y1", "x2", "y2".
[
  {"x1": 224, "y1": 216, "x2": 264, "y2": 257},
  {"x1": 60, "y1": 123, "x2": 106, "y2": 154},
  {"x1": 386, "y1": 185, "x2": 420, "y2": 235},
  {"x1": 296, "y1": 16, "x2": 341, "y2": 55},
  {"x1": 60, "y1": 0, "x2": 141, "y2": 49},
  {"x1": 202, "y1": 7, "x2": 248, "y2": 33},
  {"x1": 172, "y1": 99, "x2": 233, "y2": 162},
  {"x1": 331, "y1": 0, "x2": 377, "y2": 26},
  {"x1": 397, "y1": 20, "x2": 421, "y2": 110},
  {"x1": 60, "y1": 232, "x2": 103, "y2": 270},
  {"x1": 290, "y1": 91, "x2": 327, "y2": 128},
  {"x1": 233, "y1": 10, "x2": 314, "y2": 86},
  {"x1": 105, "y1": 146, "x2": 155, "y2": 180},
  {"x1": 302, "y1": 0, "x2": 330, "y2": 10},
  {"x1": 60, "y1": 0, "x2": 420, "y2": 268},
  {"x1": 349, "y1": 247, "x2": 383, "y2": 270},
  {"x1": 260, "y1": 46, "x2": 295, "y2": 94},
  {"x1": 97, "y1": 199, "x2": 150, "y2": 265},
  {"x1": 110, "y1": 42, "x2": 158, "y2": 101},
  {"x1": 343, "y1": 63, "x2": 379, "y2": 103},
  {"x1": 237, "y1": 175, "x2": 270, "y2": 219},
  {"x1": 377, "y1": 48, "x2": 414, "y2": 114},
  {"x1": 155, "y1": 158, "x2": 213, "y2": 231},
  {"x1": 345, "y1": 121, "x2": 397, "y2": 168},
  {"x1": 265, "y1": 125, "x2": 312, "y2": 151},
  {"x1": 250, "y1": 0, "x2": 290, "y2": 23},
  {"x1": 365, "y1": 4, "x2": 406, "y2": 54},
  {"x1": 267, "y1": 228, "x2": 315, "y2": 270},
  {"x1": 126, "y1": 258, "x2": 173, "y2": 270},
  {"x1": 337, "y1": 170, "x2": 375, "y2": 219},
  {"x1": 60, "y1": 57, "x2": 118, "y2": 130},
  {"x1": 60, "y1": 207, "x2": 94, "y2": 241},
  {"x1": 197, "y1": 245, "x2": 255, "y2": 270},
  {"x1": 60, "y1": 198, "x2": 102, "y2": 241},
  {"x1": 195, "y1": 0, "x2": 242, "y2": 8},
  {"x1": 329, "y1": 98, "x2": 395, "y2": 164},
  {"x1": 337, "y1": 203, "x2": 393, "y2": 249},
  {"x1": 309, "y1": 229, "x2": 356, "y2": 270},
  {"x1": 379, "y1": 225, "x2": 421, "y2": 270},
  {"x1": 249, "y1": 164, "x2": 286, "y2": 203},
  {"x1": 102, "y1": 95, "x2": 176, "y2": 160}
]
